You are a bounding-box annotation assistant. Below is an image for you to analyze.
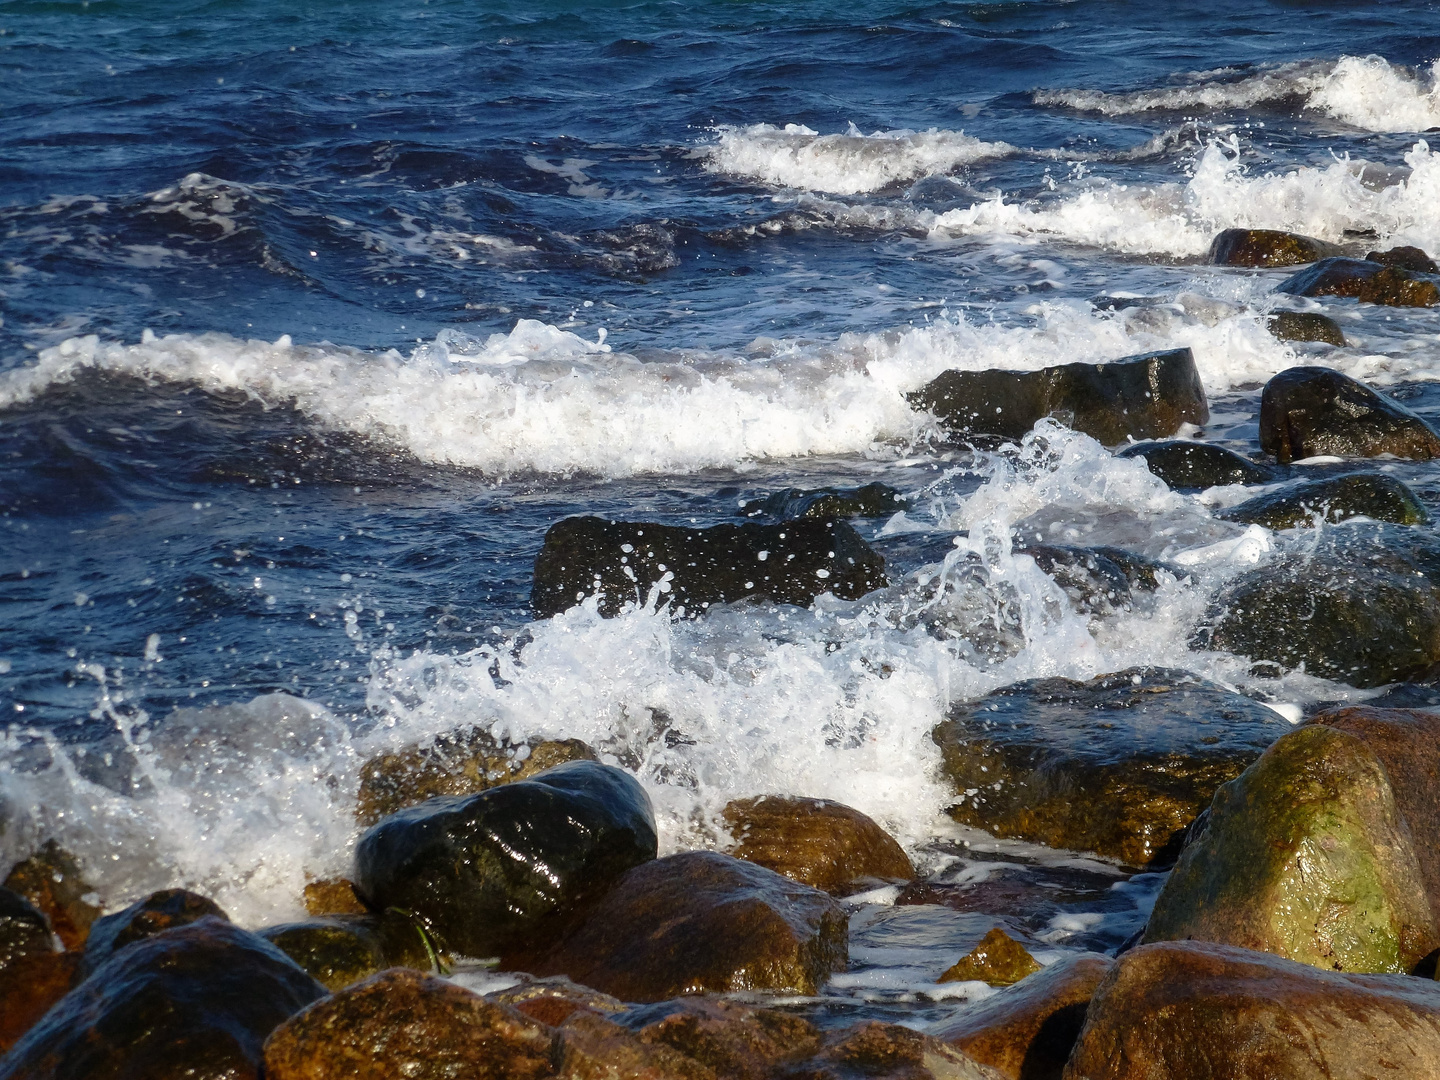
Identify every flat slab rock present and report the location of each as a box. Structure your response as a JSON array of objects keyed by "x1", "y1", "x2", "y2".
[
  {"x1": 1064, "y1": 941, "x2": 1440, "y2": 1080},
  {"x1": 932, "y1": 667, "x2": 1292, "y2": 867}
]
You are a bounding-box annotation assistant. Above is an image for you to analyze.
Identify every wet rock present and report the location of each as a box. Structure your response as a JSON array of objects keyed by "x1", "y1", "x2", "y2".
[
  {"x1": 303, "y1": 877, "x2": 369, "y2": 916},
  {"x1": 0, "y1": 886, "x2": 79, "y2": 1052},
  {"x1": 1259, "y1": 366, "x2": 1440, "y2": 463},
  {"x1": 792, "y1": 1022, "x2": 1007, "y2": 1080},
  {"x1": 1216, "y1": 472, "x2": 1429, "y2": 529},
  {"x1": 532, "y1": 517, "x2": 887, "y2": 619},
  {"x1": 1064, "y1": 940, "x2": 1440, "y2": 1080},
  {"x1": 356, "y1": 729, "x2": 598, "y2": 826},
  {"x1": 259, "y1": 912, "x2": 437, "y2": 992},
  {"x1": 1016, "y1": 545, "x2": 1134, "y2": 616},
  {"x1": 743, "y1": 483, "x2": 907, "y2": 521},
  {"x1": 721, "y1": 795, "x2": 914, "y2": 895},
  {"x1": 932, "y1": 953, "x2": 1113, "y2": 1080},
  {"x1": 488, "y1": 975, "x2": 627, "y2": 1027},
  {"x1": 618, "y1": 996, "x2": 821, "y2": 1080},
  {"x1": 521, "y1": 851, "x2": 848, "y2": 1001},
  {"x1": 1143, "y1": 714, "x2": 1440, "y2": 973},
  {"x1": 932, "y1": 668, "x2": 1290, "y2": 867},
  {"x1": 1277, "y1": 256, "x2": 1440, "y2": 307},
  {"x1": 1197, "y1": 547, "x2": 1440, "y2": 687},
  {"x1": 553, "y1": 1008, "x2": 717, "y2": 1080},
  {"x1": 356, "y1": 760, "x2": 657, "y2": 959},
  {"x1": 908, "y1": 349, "x2": 1208, "y2": 447},
  {"x1": 939, "y1": 927, "x2": 1042, "y2": 987},
  {"x1": 1, "y1": 917, "x2": 325, "y2": 1080},
  {"x1": 1115, "y1": 439, "x2": 1275, "y2": 488},
  {"x1": 262, "y1": 967, "x2": 555, "y2": 1080},
  {"x1": 1207, "y1": 228, "x2": 1339, "y2": 267},
  {"x1": 81, "y1": 887, "x2": 228, "y2": 975},
  {"x1": 1267, "y1": 310, "x2": 1347, "y2": 346},
  {"x1": 3, "y1": 840, "x2": 101, "y2": 950},
  {"x1": 1368, "y1": 245, "x2": 1439, "y2": 274}
]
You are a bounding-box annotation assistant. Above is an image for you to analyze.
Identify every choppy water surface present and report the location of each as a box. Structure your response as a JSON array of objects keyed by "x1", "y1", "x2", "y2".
[{"x1": 4, "y1": 0, "x2": 1440, "y2": 1016}]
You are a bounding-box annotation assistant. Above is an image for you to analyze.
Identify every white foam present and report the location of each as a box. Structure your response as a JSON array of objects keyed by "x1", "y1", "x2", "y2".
[
  {"x1": 1037, "y1": 55, "x2": 1440, "y2": 134},
  {"x1": 704, "y1": 123, "x2": 1014, "y2": 194}
]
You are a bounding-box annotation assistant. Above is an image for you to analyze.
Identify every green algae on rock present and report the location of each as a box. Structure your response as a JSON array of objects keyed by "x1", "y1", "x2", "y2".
[
  {"x1": 939, "y1": 927, "x2": 1042, "y2": 987},
  {"x1": 260, "y1": 912, "x2": 438, "y2": 992},
  {"x1": 1216, "y1": 472, "x2": 1429, "y2": 530}
]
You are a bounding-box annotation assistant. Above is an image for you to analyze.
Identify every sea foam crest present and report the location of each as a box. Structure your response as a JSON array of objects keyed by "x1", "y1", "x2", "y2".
[{"x1": 704, "y1": 122, "x2": 1014, "y2": 194}]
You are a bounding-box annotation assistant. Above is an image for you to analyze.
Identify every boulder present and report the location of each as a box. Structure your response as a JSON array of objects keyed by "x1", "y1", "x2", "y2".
[
  {"x1": 303, "y1": 878, "x2": 368, "y2": 916},
  {"x1": 1259, "y1": 366, "x2": 1440, "y2": 463},
  {"x1": 1196, "y1": 546, "x2": 1440, "y2": 687},
  {"x1": 551, "y1": 1007, "x2": 717, "y2": 1079},
  {"x1": 932, "y1": 668, "x2": 1291, "y2": 867},
  {"x1": 259, "y1": 912, "x2": 437, "y2": 992},
  {"x1": 793, "y1": 1022, "x2": 1007, "y2": 1080},
  {"x1": 3, "y1": 840, "x2": 101, "y2": 950},
  {"x1": 617, "y1": 996, "x2": 821, "y2": 1080},
  {"x1": 1143, "y1": 714, "x2": 1440, "y2": 973},
  {"x1": 1116, "y1": 439, "x2": 1276, "y2": 488},
  {"x1": 1268, "y1": 310, "x2": 1347, "y2": 345},
  {"x1": 81, "y1": 888, "x2": 228, "y2": 976},
  {"x1": 721, "y1": 795, "x2": 914, "y2": 895},
  {"x1": 0, "y1": 886, "x2": 79, "y2": 1052},
  {"x1": 1207, "y1": 228, "x2": 1338, "y2": 267},
  {"x1": 1368, "y1": 245, "x2": 1439, "y2": 274},
  {"x1": 932, "y1": 953, "x2": 1113, "y2": 1080},
  {"x1": 939, "y1": 927, "x2": 1041, "y2": 987},
  {"x1": 1276, "y1": 256, "x2": 1440, "y2": 307},
  {"x1": 532, "y1": 517, "x2": 887, "y2": 619},
  {"x1": 743, "y1": 482, "x2": 907, "y2": 521},
  {"x1": 0, "y1": 917, "x2": 325, "y2": 1080},
  {"x1": 356, "y1": 730, "x2": 598, "y2": 826},
  {"x1": 1063, "y1": 940, "x2": 1440, "y2": 1080},
  {"x1": 1016, "y1": 546, "x2": 1135, "y2": 616},
  {"x1": 1216, "y1": 472, "x2": 1429, "y2": 529},
  {"x1": 488, "y1": 975, "x2": 627, "y2": 1027},
  {"x1": 907, "y1": 349, "x2": 1208, "y2": 446},
  {"x1": 355, "y1": 760, "x2": 657, "y2": 959},
  {"x1": 520, "y1": 851, "x2": 848, "y2": 1001}
]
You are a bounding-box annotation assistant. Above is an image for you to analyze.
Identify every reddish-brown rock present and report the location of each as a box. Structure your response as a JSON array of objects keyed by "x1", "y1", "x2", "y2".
[
  {"x1": 303, "y1": 878, "x2": 369, "y2": 916},
  {"x1": 3, "y1": 841, "x2": 100, "y2": 950},
  {"x1": 789, "y1": 1022, "x2": 1006, "y2": 1080},
  {"x1": 0, "y1": 886, "x2": 80, "y2": 1052},
  {"x1": 624, "y1": 997, "x2": 822, "y2": 1080}
]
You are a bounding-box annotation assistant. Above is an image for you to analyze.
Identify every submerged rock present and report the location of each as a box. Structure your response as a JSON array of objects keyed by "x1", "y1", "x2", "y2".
[
  {"x1": 260, "y1": 912, "x2": 437, "y2": 992},
  {"x1": 1066, "y1": 941, "x2": 1440, "y2": 1079},
  {"x1": 1017, "y1": 545, "x2": 1136, "y2": 615},
  {"x1": 933, "y1": 668, "x2": 1290, "y2": 867},
  {"x1": 1216, "y1": 472, "x2": 1429, "y2": 529},
  {"x1": 721, "y1": 795, "x2": 914, "y2": 895},
  {"x1": 1367, "y1": 245, "x2": 1439, "y2": 274},
  {"x1": 356, "y1": 730, "x2": 597, "y2": 826},
  {"x1": 908, "y1": 348, "x2": 1208, "y2": 447},
  {"x1": 939, "y1": 927, "x2": 1042, "y2": 987},
  {"x1": 742, "y1": 482, "x2": 907, "y2": 521},
  {"x1": 356, "y1": 760, "x2": 657, "y2": 959},
  {"x1": 1276, "y1": 256, "x2": 1440, "y2": 307},
  {"x1": 1267, "y1": 310, "x2": 1347, "y2": 346},
  {"x1": 81, "y1": 888, "x2": 229, "y2": 976},
  {"x1": 3, "y1": 841, "x2": 101, "y2": 951},
  {"x1": 1117, "y1": 439, "x2": 1276, "y2": 488},
  {"x1": 933, "y1": 953, "x2": 1113, "y2": 1080},
  {"x1": 1, "y1": 917, "x2": 325, "y2": 1080},
  {"x1": 1207, "y1": 228, "x2": 1338, "y2": 267},
  {"x1": 1259, "y1": 366, "x2": 1440, "y2": 463},
  {"x1": 532, "y1": 516, "x2": 887, "y2": 618},
  {"x1": 0, "y1": 886, "x2": 78, "y2": 1052},
  {"x1": 1144, "y1": 712, "x2": 1440, "y2": 974},
  {"x1": 521, "y1": 851, "x2": 848, "y2": 1001}
]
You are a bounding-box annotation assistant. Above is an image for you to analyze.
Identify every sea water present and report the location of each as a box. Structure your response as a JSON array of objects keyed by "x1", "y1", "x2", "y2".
[{"x1": 3, "y1": 0, "x2": 1440, "y2": 1017}]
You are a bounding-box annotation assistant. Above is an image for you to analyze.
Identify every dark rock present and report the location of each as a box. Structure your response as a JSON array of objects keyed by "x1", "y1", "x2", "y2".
[
  {"x1": 1276, "y1": 256, "x2": 1440, "y2": 307},
  {"x1": 1259, "y1": 366, "x2": 1440, "y2": 463},
  {"x1": 552, "y1": 1008, "x2": 716, "y2": 1080},
  {"x1": 302, "y1": 878, "x2": 369, "y2": 916},
  {"x1": 356, "y1": 760, "x2": 657, "y2": 959},
  {"x1": 262, "y1": 967, "x2": 555, "y2": 1080},
  {"x1": 1216, "y1": 472, "x2": 1429, "y2": 529},
  {"x1": 3, "y1": 841, "x2": 101, "y2": 950},
  {"x1": 1082, "y1": 547, "x2": 1175, "y2": 592},
  {"x1": 1064, "y1": 940, "x2": 1440, "y2": 1079},
  {"x1": 939, "y1": 927, "x2": 1042, "y2": 987},
  {"x1": 1143, "y1": 714, "x2": 1440, "y2": 973},
  {"x1": 1267, "y1": 310, "x2": 1347, "y2": 346},
  {"x1": 1, "y1": 917, "x2": 325, "y2": 1080},
  {"x1": 1196, "y1": 547, "x2": 1440, "y2": 687},
  {"x1": 1207, "y1": 228, "x2": 1339, "y2": 267},
  {"x1": 617, "y1": 996, "x2": 821, "y2": 1080},
  {"x1": 81, "y1": 888, "x2": 228, "y2": 976},
  {"x1": 721, "y1": 795, "x2": 913, "y2": 896},
  {"x1": 908, "y1": 349, "x2": 1208, "y2": 447},
  {"x1": 1368, "y1": 245, "x2": 1439, "y2": 274},
  {"x1": 933, "y1": 668, "x2": 1290, "y2": 867},
  {"x1": 790, "y1": 1021, "x2": 1007, "y2": 1080},
  {"x1": 521, "y1": 851, "x2": 848, "y2": 1001},
  {"x1": 259, "y1": 912, "x2": 437, "y2": 991},
  {"x1": 356, "y1": 730, "x2": 598, "y2": 826},
  {"x1": 0, "y1": 886, "x2": 78, "y2": 1053},
  {"x1": 932, "y1": 953, "x2": 1113, "y2": 1080},
  {"x1": 1017, "y1": 545, "x2": 1134, "y2": 615},
  {"x1": 1116, "y1": 439, "x2": 1276, "y2": 488},
  {"x1": 0, "y1": 885, "x2": 54, "y2": 966},
  {"x1": 532, "y1": 517, "x2": 887, "y2": 619},
  {"x1": 743, "y1": 483, "x2": 907, "y2": 521}
]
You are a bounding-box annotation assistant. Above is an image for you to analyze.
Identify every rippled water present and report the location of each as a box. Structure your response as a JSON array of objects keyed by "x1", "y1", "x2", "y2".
[{"x1": 4, "y1": 0, "x2": 1440, "y2": 1017}]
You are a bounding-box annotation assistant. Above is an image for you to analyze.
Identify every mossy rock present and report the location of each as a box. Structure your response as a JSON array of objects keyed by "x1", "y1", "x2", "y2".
[
  {"x1": 939, "y1": 927, "x2": 1042, "y2": 987},
  {"x1": 1117, "y1": 440, "x2": 1276, "y2": 488},
  {"x1": 1268, "y1": 310, "x2": 1346, "y2": 346},
  {"x1": 259, "y1": 912, "x2": 437, "y2": 992},
  {"x1": 1260, "y1": 366, "x2": 1440, "y2": 464},
  {"x1": 1216, "y1": 472, "x2": 1429, "y2": 530},
  {"x1": 1208, "y1": 229, "x2": 1339, "y2": 267},
  {"x1": 1277, "y1": 257, "x2": 1440, "y2": 307}
]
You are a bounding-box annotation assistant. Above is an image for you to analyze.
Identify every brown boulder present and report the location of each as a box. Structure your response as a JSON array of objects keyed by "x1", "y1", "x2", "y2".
[
  {"x1": 519, "y1": 851, "x2": 847, "y2": 1001},
  {"x1": 1367, "y1": 245, "x2": 1439, "y2": 274},
  {"x1": 3, "y1": 840, "x2": 101, "y2": 950},
  {"x1": 303, "y1": 878, "x2": 369, "y2": 916},
  {"x1": 789, "y1": 1022, "x2": 1007, "y2": 1080},
  {"x1": 0, "y1": 886, "x2": 80, "y2": 1052},
  {"x1": 1277, "y1": 256, "x2": 1440, "y2": 307},
  {"x1": 1063, "y1": 940, "x2": 1440, "y2": 1079},
  {"x1": 1259, "y1": 365, "x2": 1440, "y2": 463},
  {"x1": 1267, "y1": 310, "x2": 1346, "y2": 346},
  {"x1": 932, "y1": 954, "x2": 1113, "y2": 1080},
  {"x1": 621, "y1": 997, "x2": 822, "y2": 1080},
  {"x1": 721, "y1": 795, "x2": 913, "y2": 895},
  {"x1": 1208, "y1": 228, "x2": 1338, "y2": 267},
  {"x1": 939, "y1": 928, "x2": 1041, "y2": 987}
]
